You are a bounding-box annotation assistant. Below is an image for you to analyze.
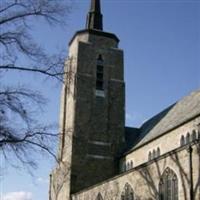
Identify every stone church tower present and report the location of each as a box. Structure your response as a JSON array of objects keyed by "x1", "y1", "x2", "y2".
[{"x1": 49, "y1": 0, "x2": 125, "y2": 199}]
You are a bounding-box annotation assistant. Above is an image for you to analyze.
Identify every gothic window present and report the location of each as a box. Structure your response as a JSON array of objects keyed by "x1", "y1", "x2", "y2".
[
  {"x1": 157, "y1": 147, "x2": 160, "y2": 157},
  {"x1": 96, "y1": 193, "x2": 103, "y2": 200},
  {"x1": 127, "y1": 162, "x2": 130, "y2": 170},
  {"x1": 159, "y1": 168, "x2": 178, "y2": 200},
  {"x1": 96, "y1": 55, "x2": 104, "y2": 91},
  {"x1": 121, "y1": 183, "x2": 134, "y2": 200},
  {"x1": 130, "y1": 161, "x2": 133, "y2": 169},
  {"x1": 153, "y1": 149, "x2": 156, "y2": 159},
  {"x1": 186, "y1": 132, "x2": 190, "y2": 144},
  {"x1": 192, "y1": 130, "x2": 197, "y2": 141},
  {"x1": 148, "y1": 152, "x2": 152, "y2": 161},
  {"x1": 180, "y1": 135, "x2": 185, "y2": 146}
]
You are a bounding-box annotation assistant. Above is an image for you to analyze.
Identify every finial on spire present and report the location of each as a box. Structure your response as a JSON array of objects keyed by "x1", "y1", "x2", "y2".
[{"x1": 86, "y1": 0, "x2": 103, "y2": 30}]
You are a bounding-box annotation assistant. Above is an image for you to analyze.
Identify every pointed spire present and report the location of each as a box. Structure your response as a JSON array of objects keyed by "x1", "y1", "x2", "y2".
[
  {"x1": 86, "y1": 0, "x2": 103, "y2": 31},
  {"x1": 90, "y1": 0, "x2": 101, "y2": 13}
]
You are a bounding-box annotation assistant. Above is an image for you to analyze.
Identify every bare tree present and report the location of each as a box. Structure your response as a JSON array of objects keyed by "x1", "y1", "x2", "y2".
[
  {"x1": 0, "y1": 0, "x2": 73, "y2": 171},
  {"x1": 0, "y1": 0, "x2": 73, "y2": 79}
]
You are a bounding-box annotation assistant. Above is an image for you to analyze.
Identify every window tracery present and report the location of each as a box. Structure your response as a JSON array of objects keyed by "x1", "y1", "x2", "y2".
[
  {"x1": 159, "y1": 168, "x2": 178, "y2": 200},
  {"x1": 121, "y1": 183, "x2": 134, "y2": 200}
]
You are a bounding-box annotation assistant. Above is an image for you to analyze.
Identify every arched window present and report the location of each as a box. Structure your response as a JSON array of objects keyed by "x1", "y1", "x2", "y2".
[
  {"x1": 148, "y1": 152, "x2": 152, "y2": 161},
  {"x1": 96, "y1": 193, "x2": 103, "y2": 200},
  {"x1": 157, "y1": 147, "x2": 160, "y2": 157},
  {"x1": 159, "y1": 168, "x2": 178, "y2": 200},
  {"x1": 121, "y1": 183, "x2": 134, "y2": 200},
  {"x1": 130, "y1": 161, "x2": 133, "y2": 169},
  {"x1": 127, "y1": 162, "x2": 130, "y2": 170},
  {"x1": 153, "y1": 149, "x2": 156, "y2": 159},
  {"x1": 96, "y1": 55, "x2": 104, "y2": 91},
  {"x1": 180, "y1": 135, "x2": 185, "y2": 146},
  {"x1": 192, "y1": 130, "x2": 197, "y2": 141},
  {"x1": 186, "y1": 132, "x2": 190, "y2": 144}
]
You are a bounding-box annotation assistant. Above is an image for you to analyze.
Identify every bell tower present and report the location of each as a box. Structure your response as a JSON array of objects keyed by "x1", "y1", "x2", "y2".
[{"x1": 49, "y1": 0, "x2": 125, "y2": 199}]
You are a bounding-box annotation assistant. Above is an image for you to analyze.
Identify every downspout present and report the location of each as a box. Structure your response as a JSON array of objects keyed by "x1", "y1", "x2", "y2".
[
  {"x1": 60, "y1": 58, "x2": 71, "y2": 161},
  {"x1": 60, "y1": 83, "x2": 67, "y2": 161},
  {"x1": 187, "y1": 145, "x2": 194, "y2": 200},
  {"x1": 49, "y1": 174, "x2": 52, "y2": 200}
]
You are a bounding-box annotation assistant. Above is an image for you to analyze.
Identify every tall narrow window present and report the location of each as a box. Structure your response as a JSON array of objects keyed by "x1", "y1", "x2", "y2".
[
  {"x1": 192, "y1": 130, "x2": 197, "y2": 141},
  {"x1": 159, "y1": 168, "x2": 178, "y2": 200},
  {"x1": 130, "y1": 161, "x2": 133, "y2": 169},
  {"x1": 180, "y1": 135, "x2": 185, "y2": 146},
  {"x1": 121, "y1": 183, "x2": 134, "y2": 200},
  {"x1": 96, "y1": 55, "x2": 104, "y2": 91},
  {"x1": 153, "y1": 149, "x2": 156, "y2": 159},
  {"x1": 157, "y1": 147, "x2": 160, "y2": 157},
  {"x1": 96, "y1": 193, "x2": 103, "y2": 200},
  {"x1": 127, "y1": 162, "x2": 130, "y2": 171},
  {"x1": 148, "y1": 152, "x2": 152, "y2": 161},
  {"x1": 186, "y1": 132, "x2": 190, "y2": 144}
]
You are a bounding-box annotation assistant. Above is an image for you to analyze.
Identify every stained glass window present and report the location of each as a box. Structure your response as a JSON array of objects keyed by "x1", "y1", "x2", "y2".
[
  {"x1": 159, "y1": 168, "x2": 178, "y2": 200},
  {"x1": 121, "y1": 183, "x2": 134, "y2": 200}
]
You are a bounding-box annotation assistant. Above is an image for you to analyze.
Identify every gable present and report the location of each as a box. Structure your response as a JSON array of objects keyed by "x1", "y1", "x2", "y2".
[{"x1": 124, "y1": 89, "x2": 200, "y2": 153}]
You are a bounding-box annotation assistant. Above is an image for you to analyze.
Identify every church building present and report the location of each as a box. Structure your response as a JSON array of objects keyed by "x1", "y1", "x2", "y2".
[{"x1": 49, "y1": 0, "x2": 200, "y2": 199}]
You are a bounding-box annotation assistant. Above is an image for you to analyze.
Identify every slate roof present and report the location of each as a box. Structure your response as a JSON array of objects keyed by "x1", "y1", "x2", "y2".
[
  {"x1": 124, "y1": 127, "x2": 140, "y2": 151},
  {"x1": 124, "y1": 89, "x2": 200, "y2": 154}
]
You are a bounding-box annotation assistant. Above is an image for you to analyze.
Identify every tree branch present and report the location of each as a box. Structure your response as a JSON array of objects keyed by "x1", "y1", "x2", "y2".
[{"x1": 0, "y1": 65, "x2": 64, "y2": 81}]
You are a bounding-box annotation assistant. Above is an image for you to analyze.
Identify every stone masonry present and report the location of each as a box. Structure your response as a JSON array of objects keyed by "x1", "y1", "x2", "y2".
[{"x1": 49, "y1": 1, "x2": 200, "y2": 200}]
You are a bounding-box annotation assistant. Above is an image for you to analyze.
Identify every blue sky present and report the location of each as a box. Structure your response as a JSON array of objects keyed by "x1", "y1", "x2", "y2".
[{"x1": 1, "y1": 0, "x2": 200, "y2": 200}]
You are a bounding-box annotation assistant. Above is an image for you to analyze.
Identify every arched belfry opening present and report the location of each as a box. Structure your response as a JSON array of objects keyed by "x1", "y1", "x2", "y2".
[{"x1": 96, "y1": 54, "x2": 104, "y2": 91}]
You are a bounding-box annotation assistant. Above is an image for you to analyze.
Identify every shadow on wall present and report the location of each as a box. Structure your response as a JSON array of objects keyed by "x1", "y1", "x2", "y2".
[
  {"x1": 136, "y1": 142, "x2": 199, "y2": 200},
  {"x1": 51, "y1": 118, "x2": 200, "y2": 200},
  {"x1": 92, "y1": 141, "x2": 199, "y2": 200}
]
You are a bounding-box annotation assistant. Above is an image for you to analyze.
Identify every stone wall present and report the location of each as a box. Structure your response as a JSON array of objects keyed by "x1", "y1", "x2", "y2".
[
  {"x1": 121, "y1": 116, "x2": 200, "y2": 172},
  {"x1": 50, "y1": 30, "x2": 126, "y2": 199},
  {"x1": 69, "y1": 32, "x2": 125, "y2": 193},
  {"x1": 71, "y1": 139, "x2": 200, "y2": 200}
]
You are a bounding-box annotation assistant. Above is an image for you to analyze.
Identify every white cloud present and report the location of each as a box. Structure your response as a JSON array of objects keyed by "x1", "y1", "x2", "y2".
[
  {"x1": 2, "y1": 191, "x2": 32, "y2": 200},
  {"x1": 37, "y1": 177, "x2": 49, "y2": 184}
]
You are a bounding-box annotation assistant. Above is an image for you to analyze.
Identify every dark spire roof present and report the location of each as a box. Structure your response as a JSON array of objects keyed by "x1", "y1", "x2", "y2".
[{"x1": 86, "y1": 0, "x2": 103, "y2": 30}]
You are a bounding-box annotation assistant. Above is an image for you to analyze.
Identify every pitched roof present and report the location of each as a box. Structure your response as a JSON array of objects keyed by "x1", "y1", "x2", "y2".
[
  {"x1": 124, "y1": 89, "x2": 200, "y2": 154},
  {"x1": 124, "y1": 127, "x2": 140, "y2": 151}
]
